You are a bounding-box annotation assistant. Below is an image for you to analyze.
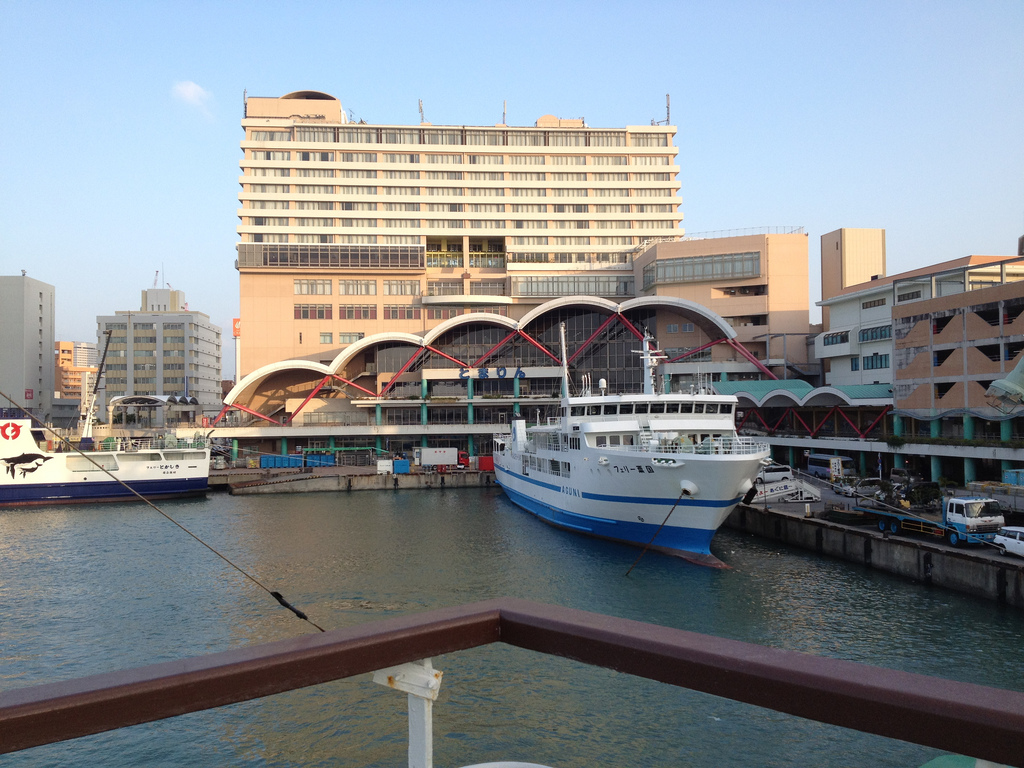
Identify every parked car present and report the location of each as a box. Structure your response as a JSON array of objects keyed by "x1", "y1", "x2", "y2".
[
  {"x1": 890, "y1": 468, "x2": 923, "y2": 486},
  {"x1": 994, "y1": 526, "x2": 1024, "y2": 558},
  {"x1": 756, "y1": 463, "x2": 794, "y2": 485},
  {"x1": 839, "y1": 478, "x2": 884, "y2": 499}
]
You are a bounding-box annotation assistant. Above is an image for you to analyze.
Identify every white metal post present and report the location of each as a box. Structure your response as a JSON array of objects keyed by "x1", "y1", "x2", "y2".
[{"x1": 373, "y1": 658, "x2": 443, "y2": 768}]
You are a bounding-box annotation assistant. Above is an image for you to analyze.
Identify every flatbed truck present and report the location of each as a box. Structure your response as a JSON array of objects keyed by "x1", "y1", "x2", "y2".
[{"x1": 854, "y1": 495, "x2": 1004, "y2": 547}]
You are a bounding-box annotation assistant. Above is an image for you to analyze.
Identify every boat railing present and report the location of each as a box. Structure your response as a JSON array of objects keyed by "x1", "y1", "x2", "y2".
[
  {"x1": 1, "y1": 598, "x2": 1021, "y2": 766},
  {"x1": 622, "y1": 436, "x2": 769, "y2": 456},
  {"x1": 74, "y1": 435, "x2": 210, "y2": 453}
]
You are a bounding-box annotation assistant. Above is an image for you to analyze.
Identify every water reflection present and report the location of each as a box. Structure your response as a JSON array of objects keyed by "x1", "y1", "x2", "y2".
[{"x1": 2, "y1": 488, "x2": 1023, "y2": 766}]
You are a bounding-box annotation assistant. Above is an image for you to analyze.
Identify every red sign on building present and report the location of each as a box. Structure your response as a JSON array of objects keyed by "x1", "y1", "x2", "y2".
[{"x1": 24, "y1": 389, "x2": 33, "y2": 400}]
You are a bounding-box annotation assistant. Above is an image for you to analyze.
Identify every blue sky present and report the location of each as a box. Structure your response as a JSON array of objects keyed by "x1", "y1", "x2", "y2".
[{"x1": 1, "y1": 0, "x2": 1022, "y2": 379}]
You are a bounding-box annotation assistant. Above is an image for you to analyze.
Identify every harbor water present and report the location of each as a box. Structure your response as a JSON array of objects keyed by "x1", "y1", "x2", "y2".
[{"x1": 2, "y1": 487, "x2": 1024, "y2": 767}]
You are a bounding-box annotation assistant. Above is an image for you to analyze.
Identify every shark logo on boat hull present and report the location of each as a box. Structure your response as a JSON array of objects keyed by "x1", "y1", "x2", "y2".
[{"x1": 2, "y1": 453, "x2": 52, "y2": 479}]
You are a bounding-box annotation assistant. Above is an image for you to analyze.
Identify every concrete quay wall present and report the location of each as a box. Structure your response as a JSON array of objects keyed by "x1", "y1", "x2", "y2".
[
  {"x1": 726, "y1": 505, "x2": 1024, "y2": 609},
  {"x1": 228, "y1": 470, "x2": 495, "y2": 495}
]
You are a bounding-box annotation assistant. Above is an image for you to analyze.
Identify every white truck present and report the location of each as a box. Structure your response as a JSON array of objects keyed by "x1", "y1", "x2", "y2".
[
  {"x1": 856, "y1": 495, "x2": 1005, "y2": 547},
  {"x1": 414, "y1": 447, "x2": 469, "y2": 470}
]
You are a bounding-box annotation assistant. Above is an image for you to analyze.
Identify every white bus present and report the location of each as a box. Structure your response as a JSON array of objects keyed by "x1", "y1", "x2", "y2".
[{"x1": 806, "y1": 453, "x2": 856, "y2": 480}]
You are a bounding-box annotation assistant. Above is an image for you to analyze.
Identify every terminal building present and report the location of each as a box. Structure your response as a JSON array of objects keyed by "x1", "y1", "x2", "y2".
[{"x1": 221, "y1": 92, "x2": 811, "y2": 462}]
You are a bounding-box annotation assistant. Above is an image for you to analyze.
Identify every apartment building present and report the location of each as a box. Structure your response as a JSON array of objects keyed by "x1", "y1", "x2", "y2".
[
  {"x1": 96, "y1": 288, "x2": 223, "y2": 421},
  {"x1": 0, "y1": 274, "x2": 55, "y2": 421},
  {"x1": 237, "y1": 91, "x2": 682, "y2": 376},
  {"x1": 54, "y1": 341, "x2": 98, "y2": 400}
]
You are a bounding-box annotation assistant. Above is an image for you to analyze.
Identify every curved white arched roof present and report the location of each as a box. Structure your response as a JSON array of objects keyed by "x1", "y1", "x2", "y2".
[
  {"x1": 226, "y1": 296, "x2": 744, "y2": 408},
  {"x1": 327, "y1": 332, "x2": 424, "y2": 377},
  {"x1": 620, "y1": 296, "x2": 736, "y2": 340},
  {"x1": 421, "y1": 312, "x2": 518, "y2": 347},
  {"x1": 226, "y1": 360, "x2": 331, "y2": 404},
  {"x1": 518, "y1": 296, "x2": 619, "y2": 327}
]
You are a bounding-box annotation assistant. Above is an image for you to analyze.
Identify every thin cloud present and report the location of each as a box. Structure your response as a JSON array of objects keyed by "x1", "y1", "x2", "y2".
[{"x1": 172, "y1": 81, "x2": 213, "y2": 117}]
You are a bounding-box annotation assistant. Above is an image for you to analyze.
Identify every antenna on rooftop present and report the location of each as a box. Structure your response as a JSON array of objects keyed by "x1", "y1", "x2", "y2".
[
  {"x1": 502, "y1": 100, "x2": 507, "y2": 125},
  {"x1": 418, "y1": 99, "x2": 425, "y2": 124},
  {"x1": 651, "y1": 94, "x2": 671, "y2": 126},
  {"x1": 153, "y1": 270, "x2": 159, "y2": 289}
]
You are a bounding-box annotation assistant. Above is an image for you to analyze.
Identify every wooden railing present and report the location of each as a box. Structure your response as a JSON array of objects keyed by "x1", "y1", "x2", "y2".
[{"x1": 1, "y1": 598, "x2": 1022, "y2": 765}]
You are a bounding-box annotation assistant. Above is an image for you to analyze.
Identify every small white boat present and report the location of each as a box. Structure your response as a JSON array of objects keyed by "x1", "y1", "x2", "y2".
[
  {"x1": 0, "y1": 419, "x2": 210, "y2": 506},
  {"x1": 492, "y1": 325, "x2": 769, "y2": 567}
]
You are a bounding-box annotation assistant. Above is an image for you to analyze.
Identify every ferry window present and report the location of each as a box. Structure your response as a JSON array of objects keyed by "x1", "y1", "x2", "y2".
[
  {"x1": 587, "y1": 405, "x2": 601, "y2": 416},
  {"x1": 649, "y1": 403, "x2": 665, "y2": 413},
  {"x1": 634, "y1": 403, "x2": 649, "y2": 414},
  {"x1": 692, "y1": 403, "x2": 704, "y2": 413},
  {"x1": 603, "y1": 405, "x2": 618, "y2": 415},
  {"x1": 720, "y1": 403, "x2": 732, "y2": 414},
  {"x1": 705, "y1": 404, "x2": 718, "y2": 414},
  {"x1": 619, "y1": 403, "x2": 633, "y2": 414},
  {"x1": 609, "y1": 435, "x2": 621, "y2": 445},
  {"x1": 596, "y1": 435, "x2": 607, "y2": 446},
  {"x1": 665, "y1": 403, "x2": 679, "y2": 413},
  {"x1": 679, "y1": 403, "x2": 693, "y2": 413},
  {"x1": 571, "y1": 406, "x2": 585, "y2": 416},
  {"x1": 623, "y1": 435, "x2": 634, "y2": 445}
]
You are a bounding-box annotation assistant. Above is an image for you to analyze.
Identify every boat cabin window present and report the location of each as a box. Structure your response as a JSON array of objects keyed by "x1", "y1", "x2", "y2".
[
  {"x1": 693, "y1": 404, "x2": 704, "y2": 413},
  {"x1": 596, "y1": 435, "x2": 607, "y2": 446},
  {"x1": 587, "y1": 405, "x2": 601, "y2": 416},
  {"x1": 720, "y1": 403, "x2": 732, "y2": 414},
  {"x1": 633, "y1": 403, "x2": 649, "y2": 414},
  {"x1": 619, "y1": 404, "x2": 633, "y2": 414},
  {"x1": 649, "y1": 403, "x2": 665, "y2": 414},
  {"x1": 609, "y1": 435, "x2": 620, "y2": 446},
  {"x1": 603, "y1": 405, "x2": 617, "y2": 415},
  {"x1": 679, "y1": 403, "x2": 693, "y2": 413},
  {"x1": 571, "y1": 406, "x2": 585, "y2": 416},
  {"x1": 665, "y1": 403, "x2": 679, "y2": 413},
  {"x1": 623, "y1": 434, "x2": 634, "y2": 445},
  {"x1": 705, "y1": 404, "x2": 718, "y2": 414}
]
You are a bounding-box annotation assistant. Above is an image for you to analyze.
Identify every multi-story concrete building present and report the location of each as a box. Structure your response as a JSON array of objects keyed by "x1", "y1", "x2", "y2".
[
  {"x1": 237, "y1": 91, "x2": 683, "y2": 376},
  {"x1": 96, "y1": 288, "x2": 222, "y2": 423},
  {"x1": 54, "y1": 341, "x2": 98, "y2": 400},
  {"x1": 0, "y1": 274, "x2": 55, "y2": 421}
]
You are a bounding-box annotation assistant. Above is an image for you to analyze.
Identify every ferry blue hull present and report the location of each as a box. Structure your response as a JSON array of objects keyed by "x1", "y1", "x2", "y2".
[
  {"x1": 0, "y1": 477, "x2": 209, "y2": 507},
  {"x1": 495, "y1": 464, "x2": 728, "y2": 564}
]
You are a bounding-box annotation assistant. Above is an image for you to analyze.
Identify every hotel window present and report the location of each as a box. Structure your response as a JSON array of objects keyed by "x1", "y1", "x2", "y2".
[
  {"x1": 509, "y1": 155, "x2": 545, "y2": 165},
  {"x1": 823, "y1": 331, "x2": 850, "y2": 346},
  {"x1": 426, "y1": 154, "x2": 463, "y2": 164},
  {"x1": 862, "y1": 297, "x2": 888, "y2": 309},
  {"x1": 297, "y1": 185, "x2": 335, "y2": 195},
  {"x1": 297, "y1": 218, "x2": 335, "y2": 227},
  {"x1": 630, "y1": 134, "x2": 669, "y2": 147},
  {"x1": 251, "y1": 183, "x2": 290, "y2": 193},
  {"x1": 294, "y1": 304, "x2": 332, "y2": 320},
  {"x1": 294, "y1": 279, "x2": 332, "y2": 295},
  {"x1": 383, "y1": 153, "x2": 420, "y2": 163},
  {"x1": 384, "y1": 305, "x2": 422, "y2": 320},
  {"x1": 510, "y1": 172, "x2": 546, "y2": 181},
  {"x1": 340, "y1": 152, "x2": 377, "y2": 162},
  {"x1": 339, "y1": 280, "x2": 376, "y2": 295},
  {"x1": 320, "y1": 332, "x2": 333, "y2": 344},
  {"x1": 383, "y1": 280, "x2": 421, "y2": 296},
  {"x1": 551, "y1": 155, "x2": 587, "y2": 165},
  {"x1": 251, "y1": 168, "x2": 290, "y2": 177},
  {"x1": 897, "y1": 290, "x2": 921, "y2": 302},
  {"x1": 426, "y1": 187, "x2": 464, "y2": 196},
  {"x1": 296, "y1": 201, "x2": 335, "y2": 210},
  {"x1": 591, "y1": 156, "x2": 628, "y2": 165},
  {"x1": 296, "y1": 168, "x2": 335, "y2": 178},
  {"x1": 850, "y1": 357, "x2": 860, "y2": 371},
  {"x1": 251, "y1": 130, "x2": 291, "y2": 142},
  {"x1": 252, "y1": 217, "x2": 289, "y2": 226},
  {"x1": 666, "y1": 324, "x2": 679, "y2": 333},
  {"x1": 428, "y1": 281, "x2": 463, "y2": 296},
  {"x1": 427, "y1": 308, "x2": 461, "y2": 320},
  {"x1": 298, "y1": 151, "x2": 334, "y2": 161},
  {"x1": 631, "y1": 173, "x2": 672, "y2": 181},
  {"x1": 632, "y1": 155, "x2": 670, "y2": 165},
  {"x1": 341, "y1": 186, "x2": 377, "y2": 195},
  {"x1": 253, "y1": 151, "x2": 290, "y2": 160},
  {"x1": 384, "y1": 186, "x2": 419, "y2": 196},
  {"x1": 339, "y1": 304, "x2": 377, "y2": 319},
  {"x1": 251, "y1": 200, "x2": 290, "y2": 209},
  {"x1": 425, "y1": 171, "x2": 464, "y2": 180},
  {"x1": 294, "y1": 127, "x2": 336, "y2": 142},
  {"x1": 469, "y1": 188, "x2": 504, "y2": 196},
  {"x1": 338, "y1": 333, "x2": 364, "y2": 344},
  {"x1": 468, "y1": 154, "x2": 504, "y2": 164}
]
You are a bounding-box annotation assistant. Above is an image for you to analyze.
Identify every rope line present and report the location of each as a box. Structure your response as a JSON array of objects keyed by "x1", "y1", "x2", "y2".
[
  {"x1": 0, "y1": 390, "x2": 325, "y2": 632},
  {"x1": 624, "y1": 488, "x2": 686, "y2": 577}
]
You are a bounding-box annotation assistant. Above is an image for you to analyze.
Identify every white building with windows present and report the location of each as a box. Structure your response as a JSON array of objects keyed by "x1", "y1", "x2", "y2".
[
  {"x1": 96, "y1": 289, "x2": 222, "y2": 424},
  {"x1": 0, "y1": 274, "x2": 55, "y2": 421},
  {"x1": 816, "y1": 279, "x2": 894, "y2": 386}
]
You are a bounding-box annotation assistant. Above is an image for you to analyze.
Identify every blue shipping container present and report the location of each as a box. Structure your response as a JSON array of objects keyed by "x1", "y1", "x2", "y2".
[{"x1": 393, "y1": 459, "x2": 411, "y2": 474}]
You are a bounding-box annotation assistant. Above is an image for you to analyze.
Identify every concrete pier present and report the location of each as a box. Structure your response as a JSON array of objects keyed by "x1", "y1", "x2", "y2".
[
  {"x1": 225, "y1": 468, "x2": 495, "y2": 495},
  {"x1": 726, "y1": 502, "x2": 1024, "y2": 609}
]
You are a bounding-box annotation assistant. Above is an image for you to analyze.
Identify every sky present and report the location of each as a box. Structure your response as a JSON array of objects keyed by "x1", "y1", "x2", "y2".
[{"x1": 1, "y1": 0, "x2": 1022, "y2": 380}]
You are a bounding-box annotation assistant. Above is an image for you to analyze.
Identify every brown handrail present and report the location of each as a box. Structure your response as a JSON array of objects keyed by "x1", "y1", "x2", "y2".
[{"x1": 1, "y1": 598, "x2": 1022, "y2": 765}]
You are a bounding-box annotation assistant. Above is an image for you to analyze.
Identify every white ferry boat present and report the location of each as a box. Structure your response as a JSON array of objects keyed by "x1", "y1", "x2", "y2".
[
  {"x1": 493, "y1": 326, "x2": 770, "y2": 567},
  {"x1": 0, "y1": 418, "x2": 210, "y2": 507}
]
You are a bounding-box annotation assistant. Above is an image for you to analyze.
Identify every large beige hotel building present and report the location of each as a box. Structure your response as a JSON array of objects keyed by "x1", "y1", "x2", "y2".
[{"x1": 232, "y1": 91, "x2": 809, "y2": 427}]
